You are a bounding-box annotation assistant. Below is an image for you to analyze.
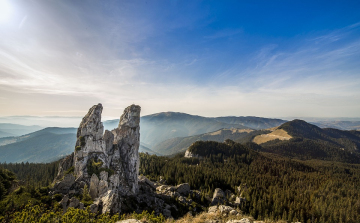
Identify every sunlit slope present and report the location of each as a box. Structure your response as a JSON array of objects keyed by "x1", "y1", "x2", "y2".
[
  {"x1": 252, "y1": 120, "x2": 360, "y2": 163},
  {"x1": 253, "y1": 128, "x2": 292, "y2": 144}
]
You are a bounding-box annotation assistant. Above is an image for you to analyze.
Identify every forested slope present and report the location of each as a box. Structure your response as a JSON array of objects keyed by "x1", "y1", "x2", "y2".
[{"x1": 141, "y1": 141, "x2": 360, "y2": 222}]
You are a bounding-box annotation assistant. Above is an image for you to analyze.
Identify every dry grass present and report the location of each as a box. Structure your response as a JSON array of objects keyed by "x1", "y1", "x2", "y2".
[
  {"x1": 121, "y1": 212, "x2": 292, "y2": 223},
  {"x1": 253, "y1": 129, "x2": 292, "y2": 144},
  {"x1": 164, "y1": 211, "x2": 257, "y2": 223}
]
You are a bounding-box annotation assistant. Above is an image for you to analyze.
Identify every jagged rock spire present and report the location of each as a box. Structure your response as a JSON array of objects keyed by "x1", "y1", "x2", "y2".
[
  {"x1": 112, "y1": 104, "x2": 141, "y2": 194},
  {"x1": 77, "y1": 103, "x2": 104, "y2": 140},
  {"x1": 53, "y1": 103, "x2": 141, "y2": 214},
  {"x1": 118, "y1": 104, "x2": 141, "y2": 128}
]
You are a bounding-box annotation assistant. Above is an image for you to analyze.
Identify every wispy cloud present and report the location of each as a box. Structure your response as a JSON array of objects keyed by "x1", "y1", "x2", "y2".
[{"x1": 0, "y1": 1, "x2": 359, "y2": 118}]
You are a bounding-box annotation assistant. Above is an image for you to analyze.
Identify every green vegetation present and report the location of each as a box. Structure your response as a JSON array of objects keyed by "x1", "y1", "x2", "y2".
[
  {"x1": 79, "y1": 136, "x2": 86, "y2": 146},
  {"x1": 6, "y1": 203, "x2": 120, "y2": 223},
  {"x1": 120, "y1": 210, "x2": 166, "y2": 223},
  {"x1": 0, "y1": 161, "x2": 59, "y2": 188},
  {"x1": 81, "y1": 185, "x2": 93, "y2": 206},
  {"x1": 255, "y1": 120, "x2": 360, "y2": 163},
  {"x1": 188, "y1": 140, "x2": 253, "y2": 158},
  {"x1": 1, "y1": 135, "x2": 360, "y2": 222},
  {"x1": 279, "y1": 120, "x2": 360, "y2": 152},
  {"x1": 86, "y1": 158, "x2": 114, "y2": 177},
  {"x1": 140, "y1": 140, "x2": 360, "y2": 223},
  {"x1": 64, "y1": 166, "x2": 75, "y2": 175},
  {"x1": 0, "y1": 168, "x2": 16, "y2": 200},
  {"x1": 75, "y1": 146, "x2": 82, "y2": 151},
  {"x1": 0, "y1": 165, "x2": 166, "y2": 222}
]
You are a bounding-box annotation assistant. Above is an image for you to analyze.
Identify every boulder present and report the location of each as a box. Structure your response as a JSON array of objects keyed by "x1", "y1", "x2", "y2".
[
  {"x1": 89, "y1": 174, "x2": 99, "y2": 199},
  {"x1": 211, "y1": 188, "x2": 226, "y2": 205},
  {"x1": 235, "y1": 196, "x2": 246, "y2": 205},
  {"x1": 99, "y1": 190, "x2": 119, "y2": 214},
  {"x1": 208, "y1": 206, "x2": 218, "y2": 213},
  {"x1": 214, "y1": 188, "x2": 226, "y2": 199},
  {"x1": 218, "y1": 205, "x2": 235, "y2": 214},
  {"x1": 178, "y1": 196, "x2": 186, "y2": 203},
  {"x1": 176, "y1": 183, "x2": 190, "y2": 195},
  {"x1": 89, "y1": 203, "x2": 98, "y2": 213},
  {"x1": 98, "y1": 180, "x2": 109, "y2": 195},
  {"x1": 53, "y1": 174, "x2": 75, "y2": 193},
  {"x1": 163, "y1": 208, "x2": 172, "y2": 218},
  {"x1": 53, "y1": 153, "x2": 74, "y2": 182},
  {"x1": 69, "y1": 197, "x2": 80, "y2": 208},
  {"x1": 59, "y1": 195, "x2": 69, "y2": 212},
  {"x1": 138, "y1": 175, "x2": 156, "y2": 190},
  {"x1": 159, "y1": 176, "x2": 167, "y2": 184}
]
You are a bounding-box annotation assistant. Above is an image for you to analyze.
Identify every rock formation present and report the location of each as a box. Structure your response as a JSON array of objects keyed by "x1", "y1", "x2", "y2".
[
  {"x1": 211, "y1": 188, "x2": 226, "y2": 205},
  {"x1": 51, "y1": 103, "x2": 210, "y2": 218},
  {"x1": 184, "y1": 142, "x2": 202, "y2": 158},
  {"x1": 52, "y1": 103, "x2": 141, "y2": 214}
]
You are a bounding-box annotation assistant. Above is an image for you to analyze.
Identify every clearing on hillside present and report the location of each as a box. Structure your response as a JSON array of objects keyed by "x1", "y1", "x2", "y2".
[{"x1": 253, "y1": 128, "x2": 292, "y2": 144}]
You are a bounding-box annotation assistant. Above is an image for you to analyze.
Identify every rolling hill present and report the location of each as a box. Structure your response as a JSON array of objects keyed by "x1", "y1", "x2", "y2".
[
  {"x1": 214, "y1": 116, "x2": 286, "y2": 130},
  {"x1": 104, "y1": 112, "x2": 288, "y2": 152},
  {"x1": 0, "y1": 127, "x2": 77, "y2": 163},
  {"x1": 0, "y1": 123, "x2": 43, "y2": 138},
  {"x1": 0, "y1": 127, "x2": 77, "y2": 146},
  {"x1": 312, "y1": 120, "x2": 360, "y2": 130},
  {"x1": 250, "y1": 120, "x2": 360, "y2": 163},
  {"x1": 0, "y1": 132, "x2": 76, "y2": 163},
  {"x1": 153, "y1": 128, "x2": 253, "y2": 155},
  {"x1": 6, "y1": 116, "x2": 360, "y2": 163},
  {"x1": 0, "y1": 126, "x2": 161, "y2": 162}
]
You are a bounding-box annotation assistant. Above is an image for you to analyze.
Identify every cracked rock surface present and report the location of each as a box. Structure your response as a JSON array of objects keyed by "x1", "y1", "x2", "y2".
[{"x1": 52, "y1": 103, "x2": 141, "y2": 214}]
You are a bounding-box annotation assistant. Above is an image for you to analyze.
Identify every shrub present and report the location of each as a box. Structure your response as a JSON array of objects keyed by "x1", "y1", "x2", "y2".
[
  {"x1": 53, "y1": 194, "x2": 62, "y2": 202},
  {"x1": 64, "y1": 166, "x2": 75, "y2": 175},
  {"x1": 120, "y1": 210, "x2": 166, "y2": 223},
  {"x1": 87, "y1": 158, "x2": 114, "y2": 177},
  {"x1": 79, "y1": 136, "x2": 86, "y2": 146},
  {"x1": 81, "y1": 185, "x2": 93, "y2": 206}
]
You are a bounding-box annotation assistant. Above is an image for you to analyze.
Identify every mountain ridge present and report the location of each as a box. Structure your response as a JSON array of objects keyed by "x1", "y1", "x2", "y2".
[
  {"x1": 104, "y1": 112, "x2": 288, "y2": 153},
  {"x1": 253, "y1": 119, "x2": 360, "y2": 163}
]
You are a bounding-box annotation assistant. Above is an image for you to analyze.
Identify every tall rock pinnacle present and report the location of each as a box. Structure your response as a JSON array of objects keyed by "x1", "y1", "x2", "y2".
[
  {"x1": 77, "y1": 103, "x2": 104, "y2": 140},
  {"x1": 52, "y1": 103, "x2": 141, "y2": 214},
  {"x1": 112, "y1": 104, "x2": 141, "y2": 194}
]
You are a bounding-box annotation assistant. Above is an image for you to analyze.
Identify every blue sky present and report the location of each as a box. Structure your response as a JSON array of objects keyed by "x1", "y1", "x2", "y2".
[{"x1": 0, "y1": 0, "x2": 359, "y2": 118}]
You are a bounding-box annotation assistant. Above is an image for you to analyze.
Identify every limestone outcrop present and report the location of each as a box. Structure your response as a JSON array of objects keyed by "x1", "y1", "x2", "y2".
[
  {"x1": 52, "y1": 103, "x2": 141, "y2": 214},
  {"x1": 184, "y1": 145, "x2": 201, "y2": 158},
  {"x1": 51, "y1": 103, "x2": 207, "y2": 218}
]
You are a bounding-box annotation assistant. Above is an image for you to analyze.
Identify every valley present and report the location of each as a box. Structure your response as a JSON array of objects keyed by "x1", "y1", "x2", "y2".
[{"x1": 0, "y1": 111, "x2": 360, "y2": 223}]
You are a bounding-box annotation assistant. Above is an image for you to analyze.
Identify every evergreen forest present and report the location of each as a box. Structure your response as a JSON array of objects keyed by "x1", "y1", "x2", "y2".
[{"x1": 0, "y1": 140, "x2": 359, "y2": 222}]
